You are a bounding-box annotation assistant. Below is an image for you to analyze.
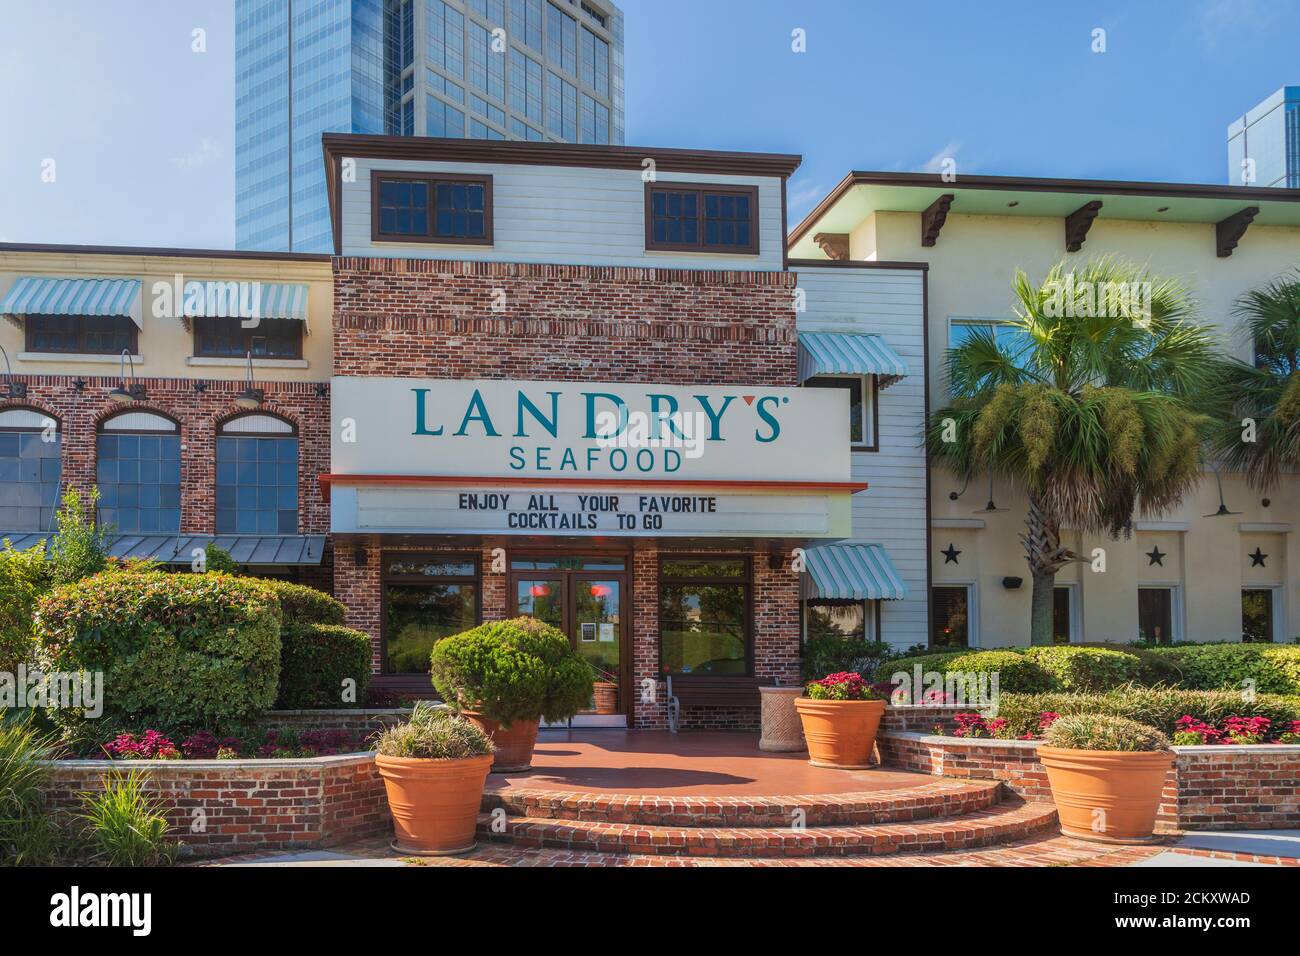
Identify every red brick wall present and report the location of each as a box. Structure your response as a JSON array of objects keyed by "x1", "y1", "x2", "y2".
[
  {"x1": 879, "y1": 733, "x2": 1300, "y2": 829},
  {"x1": 332, "y1": 258, "x2": 798, "y2": 386},
  {"x1": 1, "y1": 375, "x2": 330, "y2": 536},
  {"x1": 41, "y1": 754, "x2": 388, "y2": 858}
]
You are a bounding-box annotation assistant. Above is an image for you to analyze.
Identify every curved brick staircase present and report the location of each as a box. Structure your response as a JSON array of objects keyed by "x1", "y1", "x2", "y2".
[{"x1": 477, "y1": 778, "x2": 1058, "y2": 859}]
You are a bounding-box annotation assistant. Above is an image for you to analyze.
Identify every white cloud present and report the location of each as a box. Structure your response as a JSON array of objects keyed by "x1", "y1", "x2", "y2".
[
  {"x1": 168, "y1": 138, "x2": 221, "y2": 170},
  {"x1": 919, "y1": 141, "x2": 962, "y2": 174}
]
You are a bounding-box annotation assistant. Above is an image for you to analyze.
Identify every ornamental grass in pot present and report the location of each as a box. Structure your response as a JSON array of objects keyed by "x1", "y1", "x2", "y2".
[
  {"x1": 430, "y1": 617, "x2": 594, "y2": 772},
  {"x1": 794, "y1": 672, "x2": 886, "y2": 769},
  {"x1": 374, "y1": 703, "x2": 495, "y2": 856},
  {"x1": 1038, "y1": 713, "x2": 1174, "y2": 844}
]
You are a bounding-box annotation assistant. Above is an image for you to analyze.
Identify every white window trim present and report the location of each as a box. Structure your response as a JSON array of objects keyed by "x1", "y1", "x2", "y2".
[
  {"x1": 1054, "y1": 583, "x2": 1083, "y2": 643},
  {"x1": 1137, "y1": 584, "x2": 1184, "y2": 644},
  {"x1": 932, "y1": 581, "x2": 979, "y2": 649},
  {"x1": 801, "y1": 599, "x2": 878, "y2": 644},
  {"x1": 1241, "y1": 585, "x2": 1286, "y2": 644},
  {"x1": 187, "y1": 356, "x2": 308, "y2": 369},
  {"x1": 805, "y1": 373, "x2": 876, "y2": 451},
  {"x1": 19, "y1": 352, "x2": 145, "y2": 365}
]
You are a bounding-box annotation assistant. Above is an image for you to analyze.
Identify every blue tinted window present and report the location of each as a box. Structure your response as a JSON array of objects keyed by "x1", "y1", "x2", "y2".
[
  {"x1": 97, "y1": 429, "x2": 182, "y2": 534},
  {"x1": 0, "y1": 425, "x2": 61, "y2": 532},
  {"x1": 215, "y1": 434, "x2": 298, "y2": 535}
]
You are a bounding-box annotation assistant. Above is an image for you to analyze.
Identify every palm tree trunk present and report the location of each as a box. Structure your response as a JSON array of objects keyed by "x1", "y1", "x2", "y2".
[{"x1": 1021, "y1": 494, "x2": 1069, "y2": 646}]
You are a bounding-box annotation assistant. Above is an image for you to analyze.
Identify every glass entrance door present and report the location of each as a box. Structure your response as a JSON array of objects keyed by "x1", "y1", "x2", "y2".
[{"x1": 510, "y1": 556, "x2": 628, "y2": 715}]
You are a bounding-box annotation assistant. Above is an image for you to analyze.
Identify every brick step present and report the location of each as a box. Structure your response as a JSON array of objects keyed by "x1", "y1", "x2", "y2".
[
  {"x1": 481, "y1": 779, "x2": 1001, "y2": 827},
  {"x1": 475, "y1": 800, "x2": 1059, "y2": 858}
]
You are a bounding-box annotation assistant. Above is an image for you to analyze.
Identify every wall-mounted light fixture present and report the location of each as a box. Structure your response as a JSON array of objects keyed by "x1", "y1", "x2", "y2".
[
  {"x1": 1001, "y1": 576, "x2": 1023, "y2": 589},
  {"x1": 234, "y1": 351, "x2": 264, "y2": 409},
  {"x1": 108, "y1": 349, "x2": 146, "y2": 403},
  {"x1": 0, "y1": 345, "x2": 27, "y2": 400}
]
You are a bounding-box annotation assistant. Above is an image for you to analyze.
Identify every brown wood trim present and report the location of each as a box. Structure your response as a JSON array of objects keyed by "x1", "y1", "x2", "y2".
[
  {"x1": 812, "y1": 233, "x2": 850, "y2": 260},
  {"x1": 1064, "y1": 200, "x2": 1103, "y2": 252},
  {"x1": 852, "y1": 375, "x2": 881, "y2": 453},
  {"x1": 780, "y1": 176, "x2": 789, "y2": 273},
  {"x1": 643, "y1": 182, "x2": 760, "y2": 255},
  {"x1": 920, "y1": 194, "x2": 954, "y2": 247},
  {"x1": 1216, "y1": 206, "x2": 1260, "y2": 258},
  {"x1": 370, "y1": 170, "x2": 494, "y2": 246},
  {"x1": 192, "y1": 318, "x2": 304, "y2": 361},
  {"x1": 788, "y1": 257, "x2": 929, "y2": 271},
  {"x1": 325, "y1": 133, "x2": 802, "y2": 178},
  {"x1": 787, "y1": 169, "x2": 1300, "y2": 251},
  {"x1": 0, "y1": 242, "x2": 330, "y2": 262},
  {"x1": 921, "y1": 268, "x2": 933, "y2": 646},
  {"x1": 379, "y1": 550, "x2": 482, "y2": 677},
  {"x1": 23, "y1": 314, "x2": 139, "y2": 356}
]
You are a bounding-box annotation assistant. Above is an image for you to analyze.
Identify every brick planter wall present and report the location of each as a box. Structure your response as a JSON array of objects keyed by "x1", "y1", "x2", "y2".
[
  {"x1": 879, "y1": 732, "x2": 1300, "y2": 830},
  {"x1": 41, "y1": 753, "x2": 388, "y2": 858},
  {"x1": 264, "y1": 708, "x2": 409, "y2": 736}
]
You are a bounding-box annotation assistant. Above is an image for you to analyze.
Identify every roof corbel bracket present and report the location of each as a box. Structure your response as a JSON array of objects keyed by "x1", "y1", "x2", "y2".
[
  {"x1": 813, "y1": 232, "x2": 850, "y2": 260},
  {"x1": 1064, "y1": 200, "x2": 1103, "y2": 252},
  {"x1": 920, "y1": 194, "x2": 954, "y2": 247},
  {"x1": 1216, "y1": 206, "x2": 1260, "y2": 258}
]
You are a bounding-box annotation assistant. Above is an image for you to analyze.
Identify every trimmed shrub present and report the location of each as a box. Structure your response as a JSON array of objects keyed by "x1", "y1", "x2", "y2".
[
  {"x1": 278, "y1": 623, "x2": 372, "y2": 709},
  {"x1": 0, "y1": 542, "x2": 48, "y2": 673},
  {"x1": 1042, "y1": 713, "x2": 1171, "y2": 752},
  {"x1": 430, "y1": 617, "x2": 595, "y2": 726},
  {"x1": 1076, "y1": 642, "x2": 1184, "y2": 686},
  {"x1": 995, "y1": 688, "x2": 1300, "y2": 738},
  {"x1": 875, "y1": 650, "x2": 970, "y2": 684},
  {"x1": 802, "y1": 636, "x2": 895, "y2": 682},
  {"x1": 1149, "y1": 644, "x2": 1300, "y2": 695},
  {"x1": 34, "y1": 570, "x2": 281, "y2": 732},
  {"x1": 1023, "y1": 646, "x2": 1143, "y2": 692},
  {"x1": 254, "y1": 578, "x2": 346, "y2": 628},
  {"x1": 943, "y1": 650, "x2": 1055, "y2": 693}
]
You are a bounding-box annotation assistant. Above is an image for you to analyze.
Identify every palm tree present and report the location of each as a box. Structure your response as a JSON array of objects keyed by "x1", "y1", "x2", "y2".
[
  {"x1": 1203, "y1": 272, "x2": 1300, "y2": 489},
  {"x1": 929, "y1": 257, "x2": 1217, "y2": 645}
]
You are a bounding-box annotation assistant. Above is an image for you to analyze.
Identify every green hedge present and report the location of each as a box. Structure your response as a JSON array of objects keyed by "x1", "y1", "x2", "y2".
[
  {"x1": 800, "y1": 636, "x2": 897, "y2": 682},
  {"x1": 995, "y1": 688, "x2": 1300, "y2": 738},
  {"x1": 1146, "y1": 644, "x2": 1300, "y2": 695},
  {"x1": 278, "y1": 624, "x2": 372, "y2": 709},
  {"x1": 1022, "y1": 646, "x2": 1143, "y2": 692},
  {"x1": 33, "y1": 570, "x2": 281, "y2": 732},
  {"x1": 0, "y1": 543, "x2": 48, "y2": 673}
]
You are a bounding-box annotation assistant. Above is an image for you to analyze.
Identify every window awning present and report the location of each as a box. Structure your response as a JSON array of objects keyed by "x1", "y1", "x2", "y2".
[
  {"x1": 181, "y1": 282, "x2": 312, "y2": 333},
  {"x1": 1, "y1": 276, "x2": 143, "y2": 329},
  {"x1": 257, "y1": 283, "x2": 311, "y2": 331},
  {"x1": 797, "y1": 332, "x2": 908, "y2": 387},
  {"x1": 0, "y1": 533, "x2": 326, "y2": 567},
  {"x1": 803, "y1": 543, "x2": 907, "y2": 601}
]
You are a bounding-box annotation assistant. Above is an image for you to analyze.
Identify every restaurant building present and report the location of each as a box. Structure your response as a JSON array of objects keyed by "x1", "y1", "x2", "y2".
[
  {"x1": 318, "y1": 134, "x2": 929, "y2": 727},
  {"x1": 789, "y1": 172, "x2": 1300, "y2": 648}
]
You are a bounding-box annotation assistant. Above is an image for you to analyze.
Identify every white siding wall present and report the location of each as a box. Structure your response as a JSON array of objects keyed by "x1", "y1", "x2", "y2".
[
  {"x1": 795, "y1": 266, "x2": 929, "y2": 649},
  {"x1": 340, "y1": 157, "x2": 785, "y2": 270}
]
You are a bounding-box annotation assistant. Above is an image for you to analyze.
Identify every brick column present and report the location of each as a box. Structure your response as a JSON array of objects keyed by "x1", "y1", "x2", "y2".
[
  {"x1": 479, "y1": 538, "x2": 508, "y2": 621},
  {"x1": 632, "y1": 541, "x2": 665, "y2": 729},
  {"x1": 334, "y1": 535, "x2": 382, "y2": 672},
  {"x1": 751, "y1": 546, "x2": 801, "y2": 685}
]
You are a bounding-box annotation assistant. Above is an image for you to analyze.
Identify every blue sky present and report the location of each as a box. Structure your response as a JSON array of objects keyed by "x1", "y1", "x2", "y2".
[{"x1": 0, "y1": 0, "x2": 1297, "y2": 248}]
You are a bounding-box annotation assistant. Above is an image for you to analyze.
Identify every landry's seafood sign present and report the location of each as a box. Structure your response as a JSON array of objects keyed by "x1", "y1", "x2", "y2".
[{"x1": 327, "y1": 377, "x2": 857, "y2": 539}]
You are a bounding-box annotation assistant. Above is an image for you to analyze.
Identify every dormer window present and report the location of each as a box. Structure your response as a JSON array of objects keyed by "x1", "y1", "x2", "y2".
[
  {"x1": 371, "y1": 171, "x2": 493, "y2": 245},
  {"x1": 645, "y1": 183, "x2": 759, "y2": 254}
]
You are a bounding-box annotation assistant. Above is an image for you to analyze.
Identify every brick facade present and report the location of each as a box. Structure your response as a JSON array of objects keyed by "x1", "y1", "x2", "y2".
[
  {"x1": 331, "y1": 258, "x2": 803, "y2": 729},
  {"x1": 2, "y1": 373, "x2": 330, "y2": 537}
]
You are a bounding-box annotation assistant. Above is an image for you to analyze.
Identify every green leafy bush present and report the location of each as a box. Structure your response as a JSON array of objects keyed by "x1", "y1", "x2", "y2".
[
  {"x1": 374, "y1": 702, "x2": 494, "y2": 759},
  {"x1": 1023, "y1": 646, "x2": 1143, "y2": 692},
  {"x1": 995, "y1": 688, "x2": 1300, "y2": 738},
  {"x1": 203, "y1": 543, "x2": 240, "y2": 575},
  {"x1": 34, "y1": 570, "x2": 281, "y2": 733},
  {"x1": 1148, "y1": 644, "x2": 1300, "y2": 694},
  {"x1": 78, "y1": 771, "x2": 176, "y2": 866},
  {"x1": 430, "y1": 617, "x2": 595, "y2": 726},
  {"x1": 1075, "y1": 642, "x2": 1184, "y2": 686},
  {"x1": 801, "y1": 636, "x2": 896, "y2": 682},
  {"x1": 943, "y1": 650, "x2": 1056, "y2": 693},
  {"x1": 1042, "y1": 713, "x2": 1171, "y2": 752},
  {"x1": 0, "y1": 542, "x2": 48, "y2": 673},
  {"x1": 278, "y1": 623, "x2": 372, "y2": 709},
  {"x1": 47, "y1": 487, "x2": 108, "y2": 587},
  {"x1": 254, "y1": 578, "x2": 346, "y2": 629},
  {"x1": 874, "y1": 650, "x2": 970, "y2": 684}
]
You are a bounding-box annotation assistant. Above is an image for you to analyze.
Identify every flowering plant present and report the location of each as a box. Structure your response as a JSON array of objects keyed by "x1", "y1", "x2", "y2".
[
  {"x1": 1172, "y1": 714, "x2": 1284, "y2": 745},
  {"x1": 949, "y1": 712, "x2": 1007, "y2": 739},
  {"x1": 805, "y1": 672, "x2": 879, "y2": 701},
  {"x1": 181, "y1": 730, "x2": 244, "y2": 760},
  {"x1": 102, "y1": 730, "x2": 180, "y2": 760}
]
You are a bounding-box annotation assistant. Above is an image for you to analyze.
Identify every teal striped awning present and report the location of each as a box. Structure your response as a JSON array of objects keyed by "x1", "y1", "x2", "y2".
[
  {"x1": 1, "y1": 276, "x2": 143, "y2": 328},
  {"x1": 182, "y1": 282, "x2": 312, "y2": 333},
  {"x1": 257, "y1": 283, "x2": 311, "y2": 329},
  {"x1": 798, "y1": 332, "x2": 908, "y2": 387},
  {"x1": 804, "y1": 543, "x2": 907, "y2": 601}
]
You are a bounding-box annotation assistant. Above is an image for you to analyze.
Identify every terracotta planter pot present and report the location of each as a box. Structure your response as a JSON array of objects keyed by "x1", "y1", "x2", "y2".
[
  {"x1": 375, "y1": 752, "x2": 493, "y2": 856},
  {"x1": 592, "y1": 682, "x2": 619, "y2": 715},
  {"x1": 463, "y1": 712, "x2": 541, "y2": 772},
  {"x1": 793, "y1": 697, "x2": 885, "y2": 769},
  {"x1": 1038, "y1": 746, "x2": 1173, "y2": 844}
]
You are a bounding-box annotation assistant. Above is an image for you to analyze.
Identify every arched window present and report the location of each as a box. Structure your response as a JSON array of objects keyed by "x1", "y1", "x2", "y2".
[
  {"x1": 0, "y1": 408, "x2": 61, "y2": 532},
  {"x1": 216, "y1": 413, "x2": 298, "y2": 534},
  {"x1": 97, "y1": 411, "x2": 181, "y2": 534}
]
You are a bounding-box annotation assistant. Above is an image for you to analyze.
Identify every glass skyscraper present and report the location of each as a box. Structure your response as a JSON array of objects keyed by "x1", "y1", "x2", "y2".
[
  {"x1": 236, "y1": 0, "x2": 625, "y2": 252},
  {"x1": 1227, "y1": 86, "x2": 1300, "y2": 189}
]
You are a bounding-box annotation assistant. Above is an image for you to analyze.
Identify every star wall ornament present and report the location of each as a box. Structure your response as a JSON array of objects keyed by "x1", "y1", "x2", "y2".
[
  {"x1": 1249, "y1": 548, "x2": 1268, "y2": 568},
  {"x1": 1146, "y1": 546, "x2": 1166, "y2": 567},
  {"x1": 941, "y1": 543, "x2": 962, "y2": 565}
]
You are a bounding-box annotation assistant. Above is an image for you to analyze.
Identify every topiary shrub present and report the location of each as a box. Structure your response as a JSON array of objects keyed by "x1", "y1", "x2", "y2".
[
  {"x1": 1023, "y1": 646, "x2": 1143, "y2": 692},
  {"x1": 430, "y1": 617, "x2": 594, "y2": 727},
  {"x1": 943, "y1": 650, "x2": 1056, "y2": 693},
  {"x1": 1150, "y1": 643, "x2": 1300, "y2": 694},
  {"x1": 1042, "y1": 713, "x2": 1171, "y2": 752},
  {"x1": 33, "y1": 570, "x2": 281, "y2": 733},
  {"x1": 278, "y1": 623, "x2": 372, "y2": 709},
  {"x1": 995, "y1": 688, "x2": 1300, "y2": 738},
  {"x1": 802, "y1": 636, "x2": 896, "y2": 682}
]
